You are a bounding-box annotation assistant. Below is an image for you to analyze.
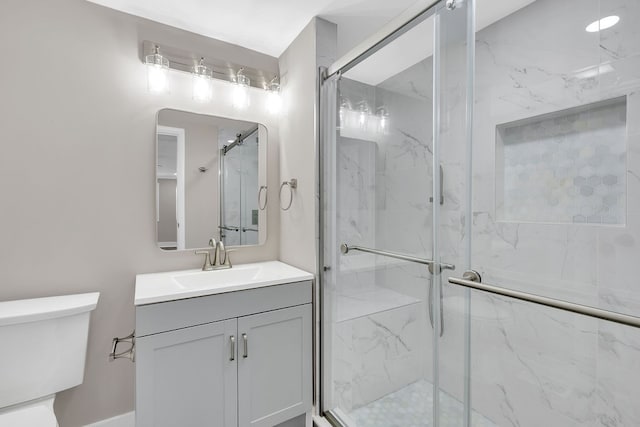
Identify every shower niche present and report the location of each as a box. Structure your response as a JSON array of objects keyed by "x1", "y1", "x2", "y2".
[{"x1": 495, "y1": 96, "x2": 627, "y2": 225}]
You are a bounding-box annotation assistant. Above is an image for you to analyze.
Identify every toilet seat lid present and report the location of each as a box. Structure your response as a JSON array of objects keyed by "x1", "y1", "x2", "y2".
[{"x1": 0, "y1": 405, "x2": 57, "y2": 427}]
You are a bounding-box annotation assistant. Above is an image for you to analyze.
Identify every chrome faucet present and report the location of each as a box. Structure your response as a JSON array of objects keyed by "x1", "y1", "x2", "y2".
[{"x1": 195, "y1": 238, "x2": 233, "y2": 271}]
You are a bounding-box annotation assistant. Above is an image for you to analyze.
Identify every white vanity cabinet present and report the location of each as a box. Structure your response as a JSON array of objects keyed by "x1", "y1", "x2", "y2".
[
  {"x1": 136, "y1": 319, "x2": 238, "y2": 427},
  {"x1": 238, "y1": 304, "x2": 312, "y2": 427},
  {"x1": 135, "y1": 278, "x2": 313, "y2": 427}
]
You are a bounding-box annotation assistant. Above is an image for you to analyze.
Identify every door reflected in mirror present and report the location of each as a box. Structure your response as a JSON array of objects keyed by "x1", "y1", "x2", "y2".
[{"x1": 156, "y1": 109, "x2": 267, "y2": 251}]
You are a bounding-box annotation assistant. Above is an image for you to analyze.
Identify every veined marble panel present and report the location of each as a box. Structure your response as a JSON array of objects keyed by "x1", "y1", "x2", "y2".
[{"x1": 333, "y1": 303, "x2": 425, "y2": 412}]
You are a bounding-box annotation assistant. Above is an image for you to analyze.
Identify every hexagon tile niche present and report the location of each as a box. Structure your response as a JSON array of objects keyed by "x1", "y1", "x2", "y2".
[{"x1": 496, "y1": 96, "x2": 627, "y2": 225}]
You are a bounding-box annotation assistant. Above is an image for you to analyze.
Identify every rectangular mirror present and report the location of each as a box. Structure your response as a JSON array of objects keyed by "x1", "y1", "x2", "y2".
[{"x1": 156, "y1": 109, "x2": 267, "y2": 250}]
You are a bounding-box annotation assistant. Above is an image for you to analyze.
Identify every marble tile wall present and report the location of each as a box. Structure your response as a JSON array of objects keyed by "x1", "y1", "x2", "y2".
[
  {"x1": 333, "y1": 303, "x2": 424, "y2": 412},
  {"x1": 469, "y1": 0, "x2": 640, "y2": 425}
]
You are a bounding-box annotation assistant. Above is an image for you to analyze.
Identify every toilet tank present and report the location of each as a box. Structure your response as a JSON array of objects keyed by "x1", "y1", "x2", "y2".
[{"x1": 0, "y1": 292, "x2": 99, "y2": 409}]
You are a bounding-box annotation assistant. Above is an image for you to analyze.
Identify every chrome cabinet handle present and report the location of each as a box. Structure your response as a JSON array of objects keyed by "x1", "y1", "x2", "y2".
[
  {"x1": 242, "y1": 333, "x2": 248, "y2": 358},
  {"x1": 230, "y1": 335, "x2": 235, "y2": 361}
]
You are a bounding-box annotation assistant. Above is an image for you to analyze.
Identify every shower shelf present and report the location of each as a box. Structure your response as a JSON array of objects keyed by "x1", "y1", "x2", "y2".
[{"x1": 336, "y1": 286, "x2": 420, "y2": 323}]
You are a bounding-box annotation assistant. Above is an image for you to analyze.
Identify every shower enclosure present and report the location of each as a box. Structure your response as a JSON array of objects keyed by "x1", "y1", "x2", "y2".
[
  {"x1": 219, "y1": 127, "x2": 260, "y2": 246},
  {"x1": 319, "y1": 0, "x2": 640, "y2": 426}
]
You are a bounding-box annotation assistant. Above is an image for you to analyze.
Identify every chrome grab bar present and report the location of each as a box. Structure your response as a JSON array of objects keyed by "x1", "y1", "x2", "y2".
[
  {"x1": 340, "y1": 243, "x2": 455, "y2": 271},
  {"x1": 448, "y1": 271, "x2": 640, "y2": 329},
  {"x1": 219, "y1": 225, "x2": 240, "y2": 232},
  {"x1": 242, "y1": 227, "x2": 258, "y2": 232}
]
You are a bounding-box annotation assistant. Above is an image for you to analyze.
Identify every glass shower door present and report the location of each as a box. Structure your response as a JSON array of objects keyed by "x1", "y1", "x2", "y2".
[
  {"x1": 320, "y1": 1, "x2": 475, "y2": 425},
  {"x1": 431, "y1": 0, "x2": 476, "y2": 426},
  {"x1": 444, "y1": 0, "x2": 640, "y2": 426}
]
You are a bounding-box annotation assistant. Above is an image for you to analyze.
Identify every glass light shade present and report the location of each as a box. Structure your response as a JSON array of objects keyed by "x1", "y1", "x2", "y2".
[
  {"x1": 377, "y1": 107, "x2": 390, "y2": 135},
  {"x1": 145, "y1": 48, "x2": 169, "y2": 94},
  {"x1": 192, "y1": 59, "x2": 213, "y2": 102},
  {"x1": 232, "y1": 70, "x2": 251, "y2": 109},
  {"x1": 266, "y1": 81, "x2": 282, "y2": 114}
]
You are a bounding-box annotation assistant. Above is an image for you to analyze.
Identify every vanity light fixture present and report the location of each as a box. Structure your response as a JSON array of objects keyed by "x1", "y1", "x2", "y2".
[
  {"x1": 338, "y1": 97, "x2": 390, "y2": 139},
  {"x1": 585, "y1": 15, "x2": 620, "y2": 32},
  {"x1": 141, "y1": 42, "x2": 280, "y2": 108},
  {"x1": 265, "y1": 78, "x2": 282, "y2": 114},
  {"x1": 145, "y1": 45, "x2": 170, "y2": 94},
  {"x1": 232, "y1": 68, "x2": 251, "y2": 109},
  {"x1": 192, "y1": 57, "x2": 213, "y2": 102}
]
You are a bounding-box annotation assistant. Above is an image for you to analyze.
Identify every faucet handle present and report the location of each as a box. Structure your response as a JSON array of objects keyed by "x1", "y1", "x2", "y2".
[
  {"x1": 223, "y1": 249, "x2": 237, "y2": 268},
  {"x1": 195, "y1": 249, "x2": 213, "y2": 271}
]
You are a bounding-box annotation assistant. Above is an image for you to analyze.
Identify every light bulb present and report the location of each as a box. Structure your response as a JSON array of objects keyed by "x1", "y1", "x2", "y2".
[
  {"x1": 148, "y1": 65, "x2": 168, "y2": 93},
  {"x1": 357, "y1": 102, "x2": 371, "y2": 130},
  {"x1": 265, "y1": 80, "x2": 282, "y2": 114},
  {"x1": 192, "y1": 57, "x2": 213, "y2": 102},
  {"x1": 338, "y1": 98, "x2": 352, "y2": 130},
  {"x1": 145, "y1": 45, "x2": 169, "y2": 94},
  {"x1": 193, "y1": 75, "x2": 212, "y2": 102},
  {"x1": 232, "y1": 68, "x2": 250, "y2": 109},
  {"x1": 377, "y1": 107, "x2": 389, "y2": 135}
]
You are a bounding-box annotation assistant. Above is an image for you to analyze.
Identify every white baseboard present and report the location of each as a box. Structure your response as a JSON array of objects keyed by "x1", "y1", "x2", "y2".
[{"x1": 84, "y1": 411, "x2": 134, "y2": 427}]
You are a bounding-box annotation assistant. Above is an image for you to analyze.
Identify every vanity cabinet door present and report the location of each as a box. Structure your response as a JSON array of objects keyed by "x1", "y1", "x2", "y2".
[
  {"x1": 136, "y1": 318, "x2": 238, "y2": 427},
  {"x1": 237, "y1": 304, "x2": 312, "y2": 427}
]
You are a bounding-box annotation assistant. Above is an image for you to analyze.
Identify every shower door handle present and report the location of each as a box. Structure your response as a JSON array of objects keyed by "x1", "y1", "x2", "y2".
[
  {"x1": 428, "y1": 277, "x2": 444, "y2": 337},
  {"x1": 429, "y1": 164, "x2": 444, "y2": 205}
]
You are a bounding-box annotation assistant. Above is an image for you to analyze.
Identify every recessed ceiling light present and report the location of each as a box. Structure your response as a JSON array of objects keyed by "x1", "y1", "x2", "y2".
[{"x1": 585, "y1": 15, "x2": 620, "y2": 33}]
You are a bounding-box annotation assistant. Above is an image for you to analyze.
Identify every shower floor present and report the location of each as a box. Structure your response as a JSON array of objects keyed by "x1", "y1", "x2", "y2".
[{"x1": 347, "y1": 380, "x2": 496, "y2": 427}]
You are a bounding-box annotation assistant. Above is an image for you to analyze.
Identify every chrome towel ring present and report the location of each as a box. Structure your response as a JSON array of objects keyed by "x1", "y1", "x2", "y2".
[
  {"x1": 258, "y1": 185, "x2": 268, "y2": 210},
  {"x1": 280, "y1": 178, "x2": 297, "y2": 211}
]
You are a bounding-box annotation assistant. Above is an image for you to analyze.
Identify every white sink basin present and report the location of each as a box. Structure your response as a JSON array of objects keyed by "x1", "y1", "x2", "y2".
[
  {"x1": 135, "y1": 261, "x2": 314, "y2": 305},
  {"x1": 174, "y1": 265, "x2": 264, "y2": 289}
]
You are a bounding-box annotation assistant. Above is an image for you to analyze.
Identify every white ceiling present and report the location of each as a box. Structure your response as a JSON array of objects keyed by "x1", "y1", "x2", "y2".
[
  {"x1": 89, "y1": 0, "x2": 539, "y2": 81},
  {"x1": 87, "y1": 0, "x2": 419, "y2": 58},
  {"x1": 344, "y1": 0, "x2": 538, "y2": 86}
]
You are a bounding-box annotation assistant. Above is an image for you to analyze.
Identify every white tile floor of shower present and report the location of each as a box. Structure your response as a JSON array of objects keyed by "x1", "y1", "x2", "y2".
[{"x1": 347, "y1": 380, "x2": 496, "y2": 427}]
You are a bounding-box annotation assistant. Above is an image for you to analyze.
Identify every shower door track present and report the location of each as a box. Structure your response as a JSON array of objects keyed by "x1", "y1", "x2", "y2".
[{"x1": 449, "y1": 272, "x2": 640, "y2": 329}]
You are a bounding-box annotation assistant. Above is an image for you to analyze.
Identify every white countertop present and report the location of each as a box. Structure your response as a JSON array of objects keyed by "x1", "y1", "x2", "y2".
[{"x1": 135, "y1": 261, "x2": 314, "y2": 305}]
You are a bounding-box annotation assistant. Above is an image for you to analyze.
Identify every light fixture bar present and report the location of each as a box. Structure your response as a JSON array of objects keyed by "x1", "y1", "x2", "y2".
[{"x1": 141, "y1": 40, "x2": 278, "y2": 90}]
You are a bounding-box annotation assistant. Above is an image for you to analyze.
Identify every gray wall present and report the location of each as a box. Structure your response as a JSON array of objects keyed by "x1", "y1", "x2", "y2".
[
  {"x1": 278, "y1": 18, "x2": 336, "y2": 274},
  {"x1": 158, "y1": 109, "x2": 219, "y2": 249},
  {"x1": 0, "y1": 0, "x2": 280, "y2": 425}
]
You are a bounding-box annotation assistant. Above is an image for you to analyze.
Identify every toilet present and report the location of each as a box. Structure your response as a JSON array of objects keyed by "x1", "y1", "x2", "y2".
[{"x1": 0, "y1": 292, "x2": 99, "y2": 426}]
